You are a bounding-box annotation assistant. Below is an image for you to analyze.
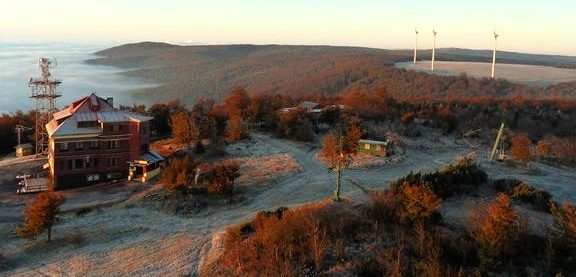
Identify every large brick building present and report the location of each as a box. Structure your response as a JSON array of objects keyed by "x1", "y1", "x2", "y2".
[{"x1": 46, "y1": 93, "x2": 162, "y2": 189}]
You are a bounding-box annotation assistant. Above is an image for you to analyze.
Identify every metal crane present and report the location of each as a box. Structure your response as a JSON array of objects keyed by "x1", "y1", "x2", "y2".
[{"x1": 489, "y1": 123, "x2": 506, "y2": 162}]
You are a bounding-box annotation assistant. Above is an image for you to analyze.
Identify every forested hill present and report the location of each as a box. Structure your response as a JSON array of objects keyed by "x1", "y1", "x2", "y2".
[
  {"x1": 88, "y1": 42, "x2": 576, "y2": 105},
  {"x1": 88, "y1": 43, "x2": 409, "y2": 104}
]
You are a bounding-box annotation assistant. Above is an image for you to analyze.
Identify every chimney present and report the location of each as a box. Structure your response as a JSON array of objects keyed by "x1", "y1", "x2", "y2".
[{"x1": 106, "y1": 97, "x2": 114, "y2": 108}]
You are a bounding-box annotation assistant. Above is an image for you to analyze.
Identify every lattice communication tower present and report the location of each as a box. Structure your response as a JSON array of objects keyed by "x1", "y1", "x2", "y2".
[{"x1": 29, "y1": 58, "x2": 62, "y2": 156}]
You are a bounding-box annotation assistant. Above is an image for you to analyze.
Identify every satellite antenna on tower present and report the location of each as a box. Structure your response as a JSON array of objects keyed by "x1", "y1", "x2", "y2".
[
  {"x1": 431, "y1": 29, "x2": 438, "y2": 71},
  {"x1": 413, "y1": 29, "x2": 419, "y2": 64},
  {"x1": 491, "y1": 30, "x2": 499, "y2": 79}
]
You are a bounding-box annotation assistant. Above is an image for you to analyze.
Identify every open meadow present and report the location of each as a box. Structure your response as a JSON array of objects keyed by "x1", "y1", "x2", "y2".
[{"x1": 397, "y1": 61, "x2": 576, "y2": 86}]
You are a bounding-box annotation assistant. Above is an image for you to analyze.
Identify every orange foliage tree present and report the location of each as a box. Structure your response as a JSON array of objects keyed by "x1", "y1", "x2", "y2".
[
  {"x1": 223, "y1": 86, "x2": 251, "y2": 117},
  {"x1": 400, "y1": 184, "x2": 441, "y2": 224},
  {"x1": 17, "y1": 191, "x2": 66, "y2": 242},
  {"x1": 510, "y1": 133, "x2": 532, "y2": 167},
  {"x1": 536, "y1": 139, "x2": 552, "y2": 158},
  {"x1": 161, "y1": 155, "x2": 195, "y2": 196},
  {"x1": 320, "y1": 132, "x2": 339, "y2": 166},
  {"x1": 170, "y1": 111, "x2": 199, "y2": 149},
  {"x1": 207, "y1": 161, "x2": 241, "y2": 202},
  {"x1": 276, "y1": 108, "x2": 315, "y2": 141},
  {"x1": 222, "y1": 87, "x2": 251, "y2": 142},
  {"x1": 551, "y1": 201, "x2": 576, "y2": 247},
  {"x1": 226, "y1": 114, "x2": 248, "y2": 142},
  {"x1": 471, "y1": 193, "x2": 522, "y2": 269}
]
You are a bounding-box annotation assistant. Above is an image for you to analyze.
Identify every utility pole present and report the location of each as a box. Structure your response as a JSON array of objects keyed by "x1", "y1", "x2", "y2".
[
  {"x1": 15, "y1": 125, "x2": 32, "y2": 146},
  {"x1": 15, "y1": 125, "x2": 25, "y2": 146}
]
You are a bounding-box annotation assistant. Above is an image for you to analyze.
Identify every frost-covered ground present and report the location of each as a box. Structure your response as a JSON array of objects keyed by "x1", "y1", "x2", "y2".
[{"x1": 1, "y1": 133, "x2": 575, "y2": 276}]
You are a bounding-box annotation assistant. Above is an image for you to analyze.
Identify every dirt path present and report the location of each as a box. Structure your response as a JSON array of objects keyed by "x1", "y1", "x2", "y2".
[{"x1": 4, "y1": 134, "x2": 576, "y2": 276}]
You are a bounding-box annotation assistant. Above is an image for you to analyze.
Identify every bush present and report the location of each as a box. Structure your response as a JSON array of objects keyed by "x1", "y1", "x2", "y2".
[
  {"x1": 367, "y1": 190, "x2": 400, "y2": 224},
  {"x1": 390, "y1": 155, "x2": 487, "y2": 199},
  {"x1": 492, "y1": 178, "x2": 553, "y2": 213},
  {"x1": 0, "y1": 252, "x2": 10, "y2": 271},
  {"x1": 74, "y1": 207, "x2": 93, "y2": 217},
  {"x1": 219, "y1": 202, "x2": 368, "y2": 276},
  {"x1": 399, "y1": 184, "x2": 441, "y2": 224},
  {"x1": 367, "y1": 187, "x2": 441, "y2": 226},
  {"x1": 353, "y1": 258, "x2": 383, "y2": 276},
  {"x1": 551, "y1": 202, "x2": 576, "y2": 248}
]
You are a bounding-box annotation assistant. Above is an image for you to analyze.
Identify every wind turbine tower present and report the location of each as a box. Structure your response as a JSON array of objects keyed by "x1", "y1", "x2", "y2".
[
  {"x1": 413, "y1": 29, "x2": 419, "y2": 64},
  {"x1": 431, "y1": 29, "x2": 438, "y2": 71},
  {"x1": 491, "y1": 31, "x2": 499, "y2": 78}
]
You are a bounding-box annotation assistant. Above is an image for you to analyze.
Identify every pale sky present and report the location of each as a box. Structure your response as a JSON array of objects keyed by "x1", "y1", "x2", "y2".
[{"x1": 1, "y1": 0, "x2": 575, "y2": 55}]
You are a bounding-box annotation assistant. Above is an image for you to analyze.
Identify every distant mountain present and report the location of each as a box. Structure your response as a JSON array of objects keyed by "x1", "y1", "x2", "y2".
[{"x1": 87, "y1": 42, "x2": 576, "y2": 105}]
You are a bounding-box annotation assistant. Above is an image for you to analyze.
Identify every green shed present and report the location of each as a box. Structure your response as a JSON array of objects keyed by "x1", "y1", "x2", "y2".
[{"x1": 357, "y1": 139, "x2": 389, "y2": 156}]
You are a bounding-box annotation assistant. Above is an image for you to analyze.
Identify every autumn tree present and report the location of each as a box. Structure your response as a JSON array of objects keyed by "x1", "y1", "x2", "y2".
[
  {"x1": 471, "y1": 193, "x2": 522, "y2": 269},
  {"x1": 221, "y1": 87, "x2": 251, "y2": 142},
  {"x1": 276, "y1": 108, "x2": 315, "y2": 141},
  {"x1": 341, "y1": 117, "x2": 363, "y2": 154},
  {"x1": 223, "y1": 86, "x2": 251, "y2": 117},
  {"x1": 400, "y1": 184, "x2": 441, "y2": 224},
  {"x1": 170, "y1": 111, "x2": 198, "y2": 149},
  {"x1": 245, "y1": 92, "x2": 285, "y2": 129},
  {"x1": 226, "y1": 114, "x2": 248, "y2": 142},
  {"x1": 400, "y1": 111, "x2": 415, "y2": 124},
  {"x1": 320, "y1": 131, "x2": 354, "y2": 201},
  {"x1": 551, "y1": 201, "x2": 576, "y2": 247},
  {"x1": 321, "y1": 132, "x2": 339, "y2": 165},
  {"x1": 510, "y1": 133, "x2": 532, "y2": 167},
  {"x1": 148, "y1": 99, "x2": 186, "y2": 136},
  {"x1": 208, "y1": 161, "x2": 241, "y2": 202},
  {"x1": 536, "y1": 139, "x2": 552, "y2": 158},
  {"x1": 17, "y1": 191, "x2": 66, "y2": 242},
  {"x1": 161, "y1": 155, "x2": 195, "y2": 196}
]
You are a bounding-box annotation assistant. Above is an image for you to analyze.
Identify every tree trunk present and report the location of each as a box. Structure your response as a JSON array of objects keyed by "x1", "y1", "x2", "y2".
[
  {"x1": 334, "y1": 166, "x2": 341, "y2": 201},
  {"x1": 47, "y1": 224, "x2": 52, "y2": 242}
]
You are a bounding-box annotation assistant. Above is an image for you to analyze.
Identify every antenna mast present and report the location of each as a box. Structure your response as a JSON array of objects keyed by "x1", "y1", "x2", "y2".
[{"x1": 29, "y1": 58, "x2": 62, "y2": 156}]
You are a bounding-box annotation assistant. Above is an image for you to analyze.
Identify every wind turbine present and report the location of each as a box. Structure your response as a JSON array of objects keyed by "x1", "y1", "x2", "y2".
[
  {"x1": 413, "y1": 29, "x2": 419, "y2": 64},
  {"x1": 431, "y1": 29, "x2": 438, "y2": 71},
  {"x1": 491, "y1": 30, "x2": 499, "y2": 78}
]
